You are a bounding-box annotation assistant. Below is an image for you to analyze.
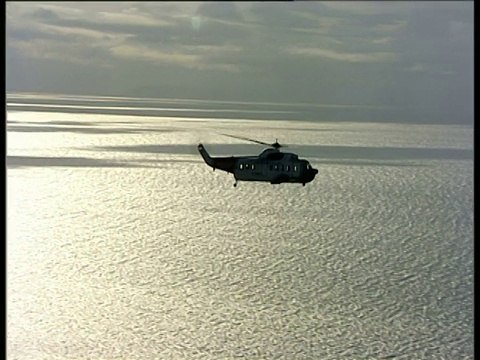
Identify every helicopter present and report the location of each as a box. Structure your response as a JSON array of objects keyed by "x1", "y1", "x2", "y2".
[{"x1": 198, "y1": 134, "x2": 318, "y2": 187}]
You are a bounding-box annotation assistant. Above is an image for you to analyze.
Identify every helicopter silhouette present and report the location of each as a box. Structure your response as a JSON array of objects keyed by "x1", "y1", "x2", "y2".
[{"x1": 198, "y1": 134, "x2": 318, "y2": 187}]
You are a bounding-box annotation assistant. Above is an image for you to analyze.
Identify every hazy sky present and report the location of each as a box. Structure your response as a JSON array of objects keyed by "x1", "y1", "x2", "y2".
[{"x1": 6, "y1": 1, "x2": 474, "y2": 124}]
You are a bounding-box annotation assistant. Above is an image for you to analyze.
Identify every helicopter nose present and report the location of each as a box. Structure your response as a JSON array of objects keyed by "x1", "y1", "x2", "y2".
[
  {"x1": 309, "y1": 167, "x2": 318, "y2": 176},
  {"x1": 303, "y1": 168, "x2": 318, "y2": 183}
]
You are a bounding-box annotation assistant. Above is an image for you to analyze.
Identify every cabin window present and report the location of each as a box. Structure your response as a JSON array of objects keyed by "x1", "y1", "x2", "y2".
[
  {"x1": 245, "y1": 164, "x2": 250, "y2": 169},
  {"x1": 293, "y1": 165, "x2": 298, "y2": 172},
  {"x1": 274, "y1": 164, "x2": 279, "y2": 171},
  {"x1": 286, "y1": 165, "x2": 290, "y2": 171},
  {"x1": 239, "y1": 164, "x2": 243, "y2": 170}
]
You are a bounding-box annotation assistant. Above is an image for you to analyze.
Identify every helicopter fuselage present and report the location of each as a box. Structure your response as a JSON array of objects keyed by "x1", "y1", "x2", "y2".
[{"x1": 198, "y1": 144, "x2": 318, "y2": 186}]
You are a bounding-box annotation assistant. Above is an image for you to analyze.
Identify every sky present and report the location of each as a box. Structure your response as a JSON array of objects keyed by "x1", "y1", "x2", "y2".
[{"x1": 5, "y1": 1, "x2": 474, "y2": 124}]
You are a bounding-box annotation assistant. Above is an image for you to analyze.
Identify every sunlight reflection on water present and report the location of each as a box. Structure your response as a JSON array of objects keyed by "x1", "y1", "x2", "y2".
[{"x1": 6, "y1": 97, "x2": 473, "y2": 359}]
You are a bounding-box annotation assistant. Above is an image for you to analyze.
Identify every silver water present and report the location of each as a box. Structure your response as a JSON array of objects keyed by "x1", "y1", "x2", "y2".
[{"x1": 7, "y1": 94, "x2": 473, "y2": 359}]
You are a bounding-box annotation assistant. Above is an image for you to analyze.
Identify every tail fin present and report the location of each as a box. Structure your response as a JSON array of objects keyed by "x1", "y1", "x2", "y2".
[
  {"x1": 198, "y1": 143, "x2": 237, "y2": 173},
  {"x1": 198, "y1": 144, "x2": 215, "y2": 168}
]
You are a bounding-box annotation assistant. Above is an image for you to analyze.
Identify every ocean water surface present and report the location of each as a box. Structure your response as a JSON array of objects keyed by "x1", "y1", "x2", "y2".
[{"x1": 7, "y1": 93, "x2": 473, "y2": 359}]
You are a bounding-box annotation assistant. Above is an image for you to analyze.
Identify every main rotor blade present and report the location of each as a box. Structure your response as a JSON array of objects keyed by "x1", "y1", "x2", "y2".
[{"x1": 220, "y1": 133, "x2": 271, "y2": 147}]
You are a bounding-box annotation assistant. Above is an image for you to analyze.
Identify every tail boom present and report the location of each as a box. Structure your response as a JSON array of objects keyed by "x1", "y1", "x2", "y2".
[{"x1": 198, "y1": 144, "x2": 237, "y2": 173}]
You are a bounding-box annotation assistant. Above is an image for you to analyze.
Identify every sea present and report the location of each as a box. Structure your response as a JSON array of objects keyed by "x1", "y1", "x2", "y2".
[{"x1": 6, "y1": 92, "x2": 474, "y2": 359}]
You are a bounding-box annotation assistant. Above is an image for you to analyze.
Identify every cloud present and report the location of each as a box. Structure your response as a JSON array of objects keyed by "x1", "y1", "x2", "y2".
[
  {"x1": 93, "y1": 11, "x2": 170, "y2": 27},
  {"x1": 321, "y1": 2, "x2": 389, "y2": 15},
  {"x1": 405, "y1": 63, "x2": 427, "y2": 73},
  {"x1": 196, "y1": 2, "x2": 243, "y2": 22},
  {"x1": 9, "y1": 38, "x2": 111, "y2": 67},
  {"x1": 373, "y1": 21, "x2": 408, "y2": 33},
  {"x1": 404, "y1": 63, "x2": 455, "y2": 76},
  {"x1": 32, "y1": 22, "x2": 124, "y2": 40},
  {"x1": 109, "y1": 43, "x2": 240, "y2": 72},
  {"x1": 372, "y1": 37, "x2": 392, "y2": 45},
  {"x1": 5, "y1": 1, "x2": 474, "y2": 124},
  {"x1": 321, "y1": 2, "x2": 425, "y2": 16},
  {"x1": 286, "y1": 47, "x2": 396, "y2": 63},
  {"x1": 110, "y1": 44, "x2": 198, "y2": 64},
  {"x1": 17, "y1": 3, "x2": 86, "y2": 19}
]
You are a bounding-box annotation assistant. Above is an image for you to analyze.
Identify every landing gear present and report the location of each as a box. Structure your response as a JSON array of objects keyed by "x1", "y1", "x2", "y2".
[
  {"x1": 302, "y1": 183, "x2": 306, "y2": 186},
  {"x1": 233, "y1": 177, "x2": 238, "y2": 187}
]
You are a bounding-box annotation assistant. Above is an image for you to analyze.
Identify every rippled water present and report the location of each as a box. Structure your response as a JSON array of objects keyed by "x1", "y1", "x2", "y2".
[{"x1": 7, "y1": 94, "x2": 473, "y2": 359}]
